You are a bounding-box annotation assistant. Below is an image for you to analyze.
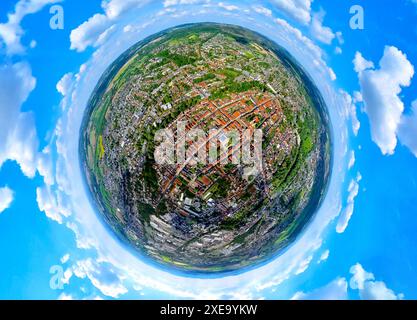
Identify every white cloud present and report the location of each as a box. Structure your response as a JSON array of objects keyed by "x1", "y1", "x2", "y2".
[
  {"x1": 0, "y1": 62, "x2": 39, "y2": 178},
  {"x1": 339, "y1": 90, "x2": 360, "y2": 136},
  {"x1": 309, "y1": 10, "x2": 335, "y2": 44},
  {"x1": 252, "y1": 5, "x2": 272, "y2": 17},
  {"x1": 336, "y1": 172, "x2": 361, "y2": 233},
  {"x1": 37, "y1": 146, "x2": 55, "y2": 186},
  {"x1": 72, "y1": 259, "x2": 128, "y2": 298},
  {"x1": 348, "y1": 150, "x2": 355, "y2": 170},
  {"x1": 61, "y1": 253, "x2": 70, "y2": 264},
  {"x1": 0, "y1": 187, "x2": 14, "y2": 214},
  {"x1": 353, "y1": 91, "x2": 363, "y2": 103},
  {"x1": 58, "y1": 293, "x2": 74, "y2": 300},
  {"x1": 354, "y1": 47, "x2": 414, "y2": 155},
  {"x1": 318, "y1": 249, "x2": 330, "y2": 264},
  {"x1": 336, "y1": 203, "x2": 354, "y2": 234},
  {"x1": 398, "y1": 100, "x2": 417, "y2": 157},
  {"x1": 270, "y1": 0, "x2": 312, "y2": 25},
  {"x1": 62, "y1": 268, "x2": 73, "y2": 285},
  {"x1": 273, "y1": 18, "x2": 335, "y2": 81},
  {"x1": 66, "y1": 222, "x2": 96, "y2": 250},
  {"x1": 70, "y1": 14, "x2": 112, "y2": 52},
  {"x1": 297, "y1": 264, "x2": 403, "y2": 300},
  {"x1": 353, "y1": 52, "x2": 374, "y2": 73},
  {"x1": 295, "y1": 255, "x2": 313, "y2": 275},
  {"x1": 218, "y1": 2, "x2": 239, "y2": 11},
  {"x1": 102, "y1": 0, "x2": 149, "y2": 19},
  {"x1": 328, "y1": 67, "x2": 336, "y2": 81},
  {"x1": 70, "y1": 0, "x2": 150, "y2": 52},
  {"x1": 350, "y1": 264, "x2": 403, "y2": 300},
  {"x1": 335, "y1": 31, "x2": 344, "y2": 45},
  {"x1": 360, "y1": 281, "x2": 404, "y2": 300},
  {"x1": 36, "y1": 186, "x2": 71, "y2": 224},
  {"x1": 0, "y1": 0, "x2": 61, "y2": 55},
  {"x1": 0, "y1": 47, "x2": 56, "y2": 190},
  {"x1": 56, "y1": 73, "x2": 75, "y2": 97},
  {"x1": 292, "y1": 278, "x2": 348, "y2": 300},
  {"x1": 350, "y1": 263, "x2": 374, "y2": 290},
  {"x1": 334, "y1": 46, "x2": 342, "y2": 55},
  {"x1": 164, "y1": 0, "x2": 206, "y2": 7}
]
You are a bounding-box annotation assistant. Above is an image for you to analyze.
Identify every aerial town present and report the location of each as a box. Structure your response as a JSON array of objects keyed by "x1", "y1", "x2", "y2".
[{"x1": 81, "y1": 23, "x2": 330, "y2": 272}]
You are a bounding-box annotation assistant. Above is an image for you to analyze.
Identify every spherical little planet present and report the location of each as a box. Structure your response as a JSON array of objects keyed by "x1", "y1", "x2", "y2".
[{"x1": 80, "y1": 23, "x2": 331, "y2": 273}]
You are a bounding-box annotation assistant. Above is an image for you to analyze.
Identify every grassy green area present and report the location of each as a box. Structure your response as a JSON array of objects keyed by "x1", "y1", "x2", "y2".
[
  {"x1": 137, "y1": 202, "x2": 156, "y2": 223},
  {"x1": 222, "y1": 208, "x2": 250, "y2": 230},
  {"x1": 209, "y1": 177, "x2": 231, "y2": 199},
  {"x1": 193, "y1": 73, "x2": 216, "y2": 83},
  {"x1": 98, "y1": 135, "x2": 105, "y2": 160},
  {"x1": 244, "y1": 51, "x2": 255, "y2": 59},
  {"x1": 273, "y1": 198, "x2": 304, "y2": 246},
  {"x1": 232, "y1": 216, "x2": 263, "y2": 244},
  {"x1": 187, "y1": 34, "x2": 199, "y2": 43},
  {"x1": 157, "y1": 49, "x2": 197, "y2": 67},
  {"x1": 142, "y1": 159, "x2": 158, "y2": 193},
  {"x1": 219, "y1": 68, "x2": 241, "y2": 79},
  {"x1": 210, "y1": 80, "x2": 267, "y2": 100}
]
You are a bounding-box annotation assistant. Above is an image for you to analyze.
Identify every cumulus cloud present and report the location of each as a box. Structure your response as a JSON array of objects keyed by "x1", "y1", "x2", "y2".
[
  {"x1": 359, "y1": 281, "x2": 404, "y2": 300},
  {"x1": 58, "y1": 293, "x2": 74, "y2": 300},
  {"x1": 66, "y1": 222, "x2": 96, "y2": 250},
  {"x1": 292, "y1": 278, "x2": 348, "y2": 300},
  {"x1": 336, "y1": 172, "x2": 361, "y2": 233},
  {"x1": 353, "y1": 52, "x2": 374, "y2": 73},
  {"x1": 270, "y1": 0, "x2": 312, "y2": 25},
  {"x1": 70, "y1": 14, "x2": 113, "y2": 52},
  {"x1": 0, "y1": 62, "x2": 39, "y2": 178},
  {"x1": 0, "y1": 41, "x2": 57, "y2": 194},
  {"x1": 354, "y1": 47, "x2": 415, "y2": 155},
  {"x1": 350, "y1": 264, "x2": 403, "y2": 300},
  {"x1": 0, "y1": 0, "x2": 61, "y2": 55},
  {"x1": 309, "y1": 10, "x2": 335, "y2": 44},
  {"x1": 218, "y1": 2, "x2": 239, "y2": 11},
  {"x1": 70, "y1": 0, "x2": 150, "y2": 52},
  {"x1": 350, "y1": 263, "x2": 372, "y2": 290},
  {"x1": 292, "y1": 263, "x2": 403, "y2": 300},
  {"x1": 0, "y1": 187, "x2": 14, "y2": 214},
  {"x1": 36, "y1": 186, "x2": 71, "y2": 224},
  {"x1": 271, "y1": 21, "x2": 323, "y2": 66},
  {"x1": 102, "y1": 0, "x2": 150, "y2": 19},
  {"x1": 273, "y1": 18, "x2": 335, "y2": 81},
  {"x1": 72, "y1": 259, "x2": 128, "y2": 298},
  {"x1": 37, "y1": 146, "x2": 55, "y2": 186},
  {"x1": 295, "y1": 264, "x2": 403, "y2": 300},
  {"x1": 339, "y1": 90, "x2": 360, "y2": 136},
  {"x1": 353, "y1": 91, "x2": 363, "y2": 103},
  {"x1": 252, "y1": 5, "x2": 273, "y2": 17},
  {"x1": 398, "y1": 100, "x2": 417, "y2": 157}
]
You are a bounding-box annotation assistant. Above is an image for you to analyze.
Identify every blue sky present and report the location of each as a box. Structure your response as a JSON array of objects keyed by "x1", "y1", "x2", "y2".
[{"x1": 0, "y1": 0, "x2": 417, "y2": 300}]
